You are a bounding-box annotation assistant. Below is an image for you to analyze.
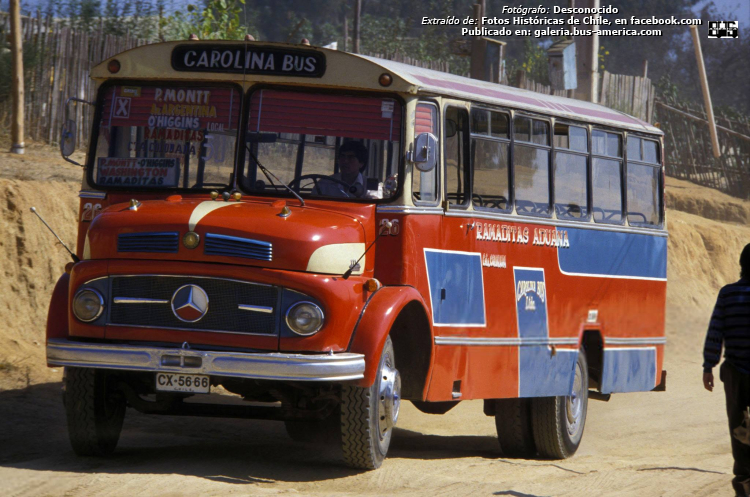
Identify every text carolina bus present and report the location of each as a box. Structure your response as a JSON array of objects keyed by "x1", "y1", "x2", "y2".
[{"x1": 46, "y1": 39, "x2": 666, "y2": 469}]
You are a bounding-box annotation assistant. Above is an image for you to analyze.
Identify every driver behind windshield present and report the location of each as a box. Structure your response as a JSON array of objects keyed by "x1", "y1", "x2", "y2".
[{"x1": 314, "y1": 142, "x2": 380, "y2": 198}]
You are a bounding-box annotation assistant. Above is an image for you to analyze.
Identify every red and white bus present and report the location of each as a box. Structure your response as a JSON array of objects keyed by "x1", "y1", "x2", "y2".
[{"x1": 46, "y1": 40, "x2": 666, "y2": 469}]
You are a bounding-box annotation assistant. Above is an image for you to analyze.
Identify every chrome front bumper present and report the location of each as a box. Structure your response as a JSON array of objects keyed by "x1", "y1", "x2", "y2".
[{"x1": 47, "y1": 339, "x2": 365, "y2": 382}]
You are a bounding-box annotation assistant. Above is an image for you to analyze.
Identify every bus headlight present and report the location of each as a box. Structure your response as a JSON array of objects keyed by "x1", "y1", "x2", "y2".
[
  {"x1": 285, "y1": 302, "x2": 324, "y2": 336},
  {"x1": 72, "y1": 288, "x2": 105, "y2": 322}
]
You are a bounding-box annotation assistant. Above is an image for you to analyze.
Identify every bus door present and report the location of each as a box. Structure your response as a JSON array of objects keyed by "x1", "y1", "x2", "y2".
[{"x1": 423, "y1": 101, "x2": 516, "y2": 402}]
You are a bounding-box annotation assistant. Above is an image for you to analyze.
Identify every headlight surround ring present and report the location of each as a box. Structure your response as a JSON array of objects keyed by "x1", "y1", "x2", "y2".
[
  {"x1": 285, "y1": 301, "x2": 324, "y2": 336},
  {"x1": 72, "y1": 288, "x2": 105, "y2": 322}
]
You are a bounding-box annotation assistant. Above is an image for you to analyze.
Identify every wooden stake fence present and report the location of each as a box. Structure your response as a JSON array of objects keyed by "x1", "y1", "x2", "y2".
[
  {"x1": 0, "y1": 12, "x2": 151, "y2": 150},
  {"x1": 599, "y1": 70, "x2": 655, "y2": 123},
  {"x1": 656, "y1": 100, "x2": 750, "y2": 199}
]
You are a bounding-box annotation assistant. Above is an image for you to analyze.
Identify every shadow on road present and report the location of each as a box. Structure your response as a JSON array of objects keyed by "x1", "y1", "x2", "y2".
[
  {"x1": 0, "y1": 381, "x2": 501, "y2": 484},
  {"x1": 494, "y1": 491, "x2": 550, "y2": 497}
]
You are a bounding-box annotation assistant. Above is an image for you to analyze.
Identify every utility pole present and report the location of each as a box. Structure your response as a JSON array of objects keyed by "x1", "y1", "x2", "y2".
[
  {"x1": 567, "y1": 0, "x2": 575, "y2": 98},
  {"x1": 353, "y1": 0, "x2": 361, "y2": 54},
  {"x1": 469, "y1": 1, "x2": 486, "y2": 80},
  {"x1": 343, "y1": 15, "x2": 348, "y2": 52},
  {"x1": 574, "y1": 0, "x2": 599, "y2": 102},
  {"x1": 690, "y1": 25, "x2": 721, "y2": 158},
  {"x1": 10, "y1": 0, "x2": 24, "y2": 155}
]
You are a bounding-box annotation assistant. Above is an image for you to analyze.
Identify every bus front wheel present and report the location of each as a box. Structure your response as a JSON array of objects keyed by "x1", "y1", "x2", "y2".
[
  {"x1": 63, "y1": 367, "x2": 126, "y2": 457},
  {"x1": 340, "y1": 336, "x2": 401, "y2": 470},
  {"x1": 531, "y1": 349, "x2": 589, "y2": 459}
]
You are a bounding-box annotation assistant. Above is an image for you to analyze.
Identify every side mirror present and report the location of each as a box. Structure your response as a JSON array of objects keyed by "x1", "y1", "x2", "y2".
[
  {"x1": 60, "y1": 120, "x2": 77, "y2": 157},
  {"x1": 445, "y1": 119, "x2": 457, "y2": 138},
  {"x1": 60, "y1": 97, "x2": 94, "y2": 167},
  {"x1": 413, "y1": 132, "x2": 438, "y2": 172}
]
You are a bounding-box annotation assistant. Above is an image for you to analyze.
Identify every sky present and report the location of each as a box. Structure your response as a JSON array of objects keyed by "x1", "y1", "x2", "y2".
[{"x1": 694, "y1": 0, "x2": 750, "y2": 26}]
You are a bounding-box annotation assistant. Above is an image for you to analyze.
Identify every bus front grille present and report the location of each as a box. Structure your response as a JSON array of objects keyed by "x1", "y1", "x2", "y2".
[{"x1": 108, "y1": 275, "x2": 278, "y2": 335}]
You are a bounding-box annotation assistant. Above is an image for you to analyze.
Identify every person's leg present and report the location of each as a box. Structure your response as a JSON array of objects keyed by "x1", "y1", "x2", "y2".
[{"x1": 722, "y1": 362, "x2": 750, "y2": 495}]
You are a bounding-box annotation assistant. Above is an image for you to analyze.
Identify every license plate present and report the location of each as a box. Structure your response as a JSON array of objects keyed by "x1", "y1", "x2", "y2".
[{"x1": 155, "y1": 373, "x2": 210, "y2": 393}]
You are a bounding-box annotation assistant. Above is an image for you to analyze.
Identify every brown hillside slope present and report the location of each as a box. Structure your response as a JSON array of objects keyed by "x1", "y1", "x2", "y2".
[
  {"x1": 664, "y1": 177, "x2": 750, "y2": 361},
  {"x1": 0, "y1": 145, "x2": 80, "y2": 385},
  {"x1": 0, "y1": 147, "x2": 747, "y2": 387}
]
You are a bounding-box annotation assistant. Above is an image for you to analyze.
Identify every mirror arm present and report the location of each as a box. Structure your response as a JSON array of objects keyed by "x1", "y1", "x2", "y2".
[
  {"x1": 64, "y1": 96, "x2": 95, "y2": 110},
  {"x1": 61, "y1": 97, "x2": 94, "y2": 167},
  {"x1": 405, "y1": 142, "x2": 414, "y2": 162},
  {"x1": 62, "y1": 154, "x2": 83, "y2": 167}
]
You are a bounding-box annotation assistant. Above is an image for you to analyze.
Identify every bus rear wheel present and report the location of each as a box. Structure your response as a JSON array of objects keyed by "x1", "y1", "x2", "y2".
[
  {"x1": 63, "y1": 367, "x2": 126, "y2": 457},
  {"x1": 531, "y1": 349, "x2": 589, "y2": 459},
  {"x1": 494, "y1": 397, "x2": 536, "y2": 457},
  {"x1": 340, "y1": 336, "x2": 400, "y2": 470}
]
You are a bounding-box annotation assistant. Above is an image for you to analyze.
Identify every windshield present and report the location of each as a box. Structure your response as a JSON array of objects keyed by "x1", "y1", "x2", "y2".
[
  {"x1": 91, "y1": 83, "x2": 241, "y2": 189},
  {"x1": 241, "y1": 89, "x2": 401, "y2": 200}
]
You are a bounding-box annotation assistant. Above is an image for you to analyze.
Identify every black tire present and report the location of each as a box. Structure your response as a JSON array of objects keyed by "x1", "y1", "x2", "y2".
[
  {"x1": 493, "y1": 397, "x2": 536, "y2": 457},
  {"x1": 340, "y1": 336, "x2": 400, "y2": 470},
  {"x1": 531, "y1": 349, "x2": 589, "y2": 459},
  {"x1": 64, "y1": 367, "x2": 126, "y2": 457}
]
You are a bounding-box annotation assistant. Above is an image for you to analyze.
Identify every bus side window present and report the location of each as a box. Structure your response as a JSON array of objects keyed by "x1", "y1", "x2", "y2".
[
  {"x1": 554, "y1": 124, "x2": 588, "y2": 220},
  {"x1": 513, "y1": 116, "x2": 550, "y2": 216},
  {"x1": 592, "y1": 130, "x2": 623, "y2": 224},
  {"x1": 413, "y1": 103, "x2": 438, "y2": 204},
  {"x1": 445, "y1": 107, "x2": 470, "y2": 207},
  {"x1": 627, "y1": 137, "x2": 661, "y2": 226},
  {"x1": 471, "y1": 108, "x2": 509, "y2": 210}
]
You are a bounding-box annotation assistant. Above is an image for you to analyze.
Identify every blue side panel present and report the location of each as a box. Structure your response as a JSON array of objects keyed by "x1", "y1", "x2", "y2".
[
  {"x1": 514, "y1": 267, "x2": 578, "y2": 397},
  {"x1": 520, "y1": 348, "x2": 578, "y2": 397},
  {"x1": 514, "y1": 268, "x2": 548, "y2": 340},
  {"x1": 600, "y1": 348, "x2": 657, "y2": 393},
  {"x1": 558, "y1": 229, "x2": 667, "y2": 279},
  {"x1": 424, "y1": 250, "x2": 485, "y2": 326}
]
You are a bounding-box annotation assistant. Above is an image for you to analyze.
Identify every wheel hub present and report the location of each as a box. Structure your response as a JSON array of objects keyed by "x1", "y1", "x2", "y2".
[
  {"x1": 378, "y1": 361, "x2": 401, "y2": 438},
  {"x1": 566, "y1": 361, "x2": 584, "y2": 438}
]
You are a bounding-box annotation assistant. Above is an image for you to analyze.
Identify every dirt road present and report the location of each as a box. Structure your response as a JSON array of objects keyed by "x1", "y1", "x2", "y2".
[
  {"x1": 0, "y1": 353, "x2": 737, "y2": 496},
  {"x1": 1, "y1": 145, "x2": 749, "y2": 496}
]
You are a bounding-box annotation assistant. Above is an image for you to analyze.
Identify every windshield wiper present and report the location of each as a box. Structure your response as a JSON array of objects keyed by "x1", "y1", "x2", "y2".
[{"x1": 245, "y1": 144, "x2": 305, "y2": 207}]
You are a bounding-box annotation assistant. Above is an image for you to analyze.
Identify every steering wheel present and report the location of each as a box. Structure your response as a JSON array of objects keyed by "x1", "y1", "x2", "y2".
[{"x1": 287, "y1": 174, "x2": 360, "y2": 197}]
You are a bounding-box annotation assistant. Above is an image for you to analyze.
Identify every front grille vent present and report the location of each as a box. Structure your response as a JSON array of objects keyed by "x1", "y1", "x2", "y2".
[
  {"x1": 118, "y1": 232, "x2": 179, "y2": 253},
  {"x1": 204, "y1": 233, "x2": 272, "y2": 261}
]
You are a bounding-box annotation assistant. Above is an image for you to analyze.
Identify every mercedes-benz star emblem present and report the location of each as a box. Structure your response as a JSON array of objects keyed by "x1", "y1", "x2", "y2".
[{"x1": 171, "y1": 284, "x2": 209, "y2": 323}]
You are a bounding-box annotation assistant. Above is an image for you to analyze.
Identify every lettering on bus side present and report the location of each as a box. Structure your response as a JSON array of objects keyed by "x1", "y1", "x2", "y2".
[
  {"x1": 475, "y1": 223, "x2": 570, "y2": 248},
  {"x1": 171, "y1": 44, "x2": 326, "y2": 77}
]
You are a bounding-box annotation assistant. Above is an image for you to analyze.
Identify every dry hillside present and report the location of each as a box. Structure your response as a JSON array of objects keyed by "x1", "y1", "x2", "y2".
[{"x1": 0, "y1": 143, "x2": 81, "y2": 387}]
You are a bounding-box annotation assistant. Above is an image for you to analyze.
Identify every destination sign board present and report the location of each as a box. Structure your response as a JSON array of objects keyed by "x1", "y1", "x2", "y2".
[{"x1": 171, "y1": 44, "x2": 326, "y2": 77}]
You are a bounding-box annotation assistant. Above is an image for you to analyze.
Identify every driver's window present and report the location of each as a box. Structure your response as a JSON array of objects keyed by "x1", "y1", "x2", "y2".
[
  {"x1": 444, "y1": 106, "x2": 470, "y2": 207},
  {"x1": 242, "y1": 89, "x2": 402, "y2": 200},
  {"x1": 412, "y1": 102, "x2": 438, "y2": 205}
]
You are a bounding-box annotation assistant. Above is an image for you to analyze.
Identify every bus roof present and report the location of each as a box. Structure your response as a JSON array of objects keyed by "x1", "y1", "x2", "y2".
[{"x1": 92, "y1": 40, "x2": 661, "y2": 135}]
